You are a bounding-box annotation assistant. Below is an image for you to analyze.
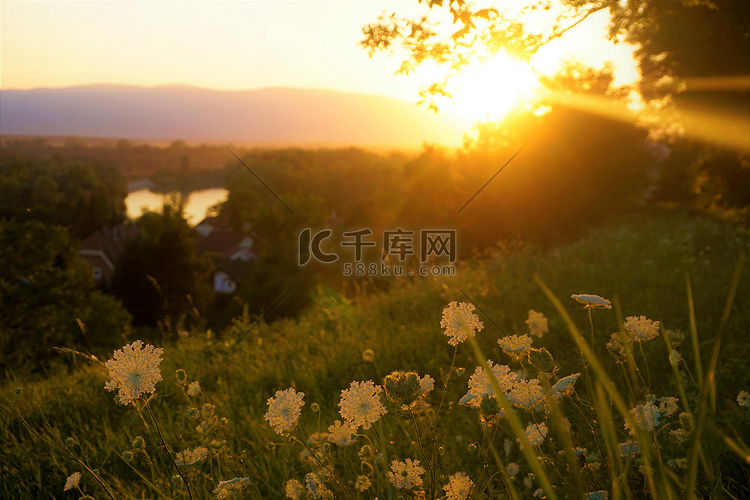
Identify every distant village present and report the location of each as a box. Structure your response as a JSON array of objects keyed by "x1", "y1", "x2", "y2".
[{"x1": 79, "y1": 214, "x2": 255, "y2": 295}]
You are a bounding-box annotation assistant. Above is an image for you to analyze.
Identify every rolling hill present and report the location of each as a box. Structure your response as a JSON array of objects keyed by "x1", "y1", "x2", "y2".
[{"x1": 0, "y1": 84, "x2": 471, "y2": 147}]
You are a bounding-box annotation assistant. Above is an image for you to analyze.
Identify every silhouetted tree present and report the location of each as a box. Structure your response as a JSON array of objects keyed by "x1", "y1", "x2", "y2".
[
  {"x1": 0, "y1": 153, "x2": 127, "y2": 238},
  {"x1": 0, "y1": 219, "x2": 131, "y2": 373},
  {"x1": 113, "y1": 196, "x2": 213, "y2": 331}
]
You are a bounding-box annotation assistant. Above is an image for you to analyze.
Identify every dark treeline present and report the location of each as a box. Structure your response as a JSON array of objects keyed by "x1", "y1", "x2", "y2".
[{"x1": 0, "y1": 137, "x2": 237, "y2": 192}]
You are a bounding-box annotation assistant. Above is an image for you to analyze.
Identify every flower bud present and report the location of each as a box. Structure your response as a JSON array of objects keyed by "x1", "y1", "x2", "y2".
[
  {"x1": 384, "y1": 371, "x2": 423, "y2": 407},
  {"x1": 131, "y1": 435, "x2": 144, "y2": 449},
  {"x1": 528, "y1": 348, "x2": 555, "y2": 372}
]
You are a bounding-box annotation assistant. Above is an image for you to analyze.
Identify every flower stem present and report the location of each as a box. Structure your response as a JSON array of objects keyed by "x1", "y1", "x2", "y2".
[
  {"x1": 409, "y1": 408, "x2": 434, "y2": 499},
  {"x1": 295, "y1": 426, "x2": 354, "y2": 500},
  {"x1": 146, "y1": 402, "x2": 194, "y2": 500},
  {"x1": 639, "y1": 342, "x2": 652, "y2": 389}
]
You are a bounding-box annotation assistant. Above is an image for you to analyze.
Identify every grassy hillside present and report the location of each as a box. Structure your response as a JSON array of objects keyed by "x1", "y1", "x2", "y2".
[{"x1": 2, "y1": 208, "x2": 749, "y2": 499}]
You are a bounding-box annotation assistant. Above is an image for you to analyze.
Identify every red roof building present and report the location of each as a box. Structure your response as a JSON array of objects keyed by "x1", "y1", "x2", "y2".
[{"x1": 79, "y1": 225, "x2": 140, "y2": 287}]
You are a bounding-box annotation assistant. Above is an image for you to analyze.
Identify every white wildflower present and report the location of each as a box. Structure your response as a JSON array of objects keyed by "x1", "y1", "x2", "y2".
[
  {"x1": 387, "y1": 458, "x2": 424, "y2": 489},
  {"x1": 550, "y1": 373, "x2": 581, "y2": 398},
  {"x1": 497, "y1": 334, "x2": 533, "y2": 358},
  {"x1": 214, "y1": 476, "x2": 251, "y2": 499},
  {"x1": 265, "y1": 388, "x2": 305, "y2": 434},
  {"x1": 507, "y1": 378, "x2": 544, "y2": 409},
  {"x1": 737, "y1": 390, "x2": 750, "y2": 408},
  {"x1": 284, "y1": 478, "x2": 304, "y2": 499},
  {"x1": 624, "y1": 315, "x2": 660, "y2": 342},
  {"x1": 520, "y1": 422, "x2": 548, "y2": 448},
  {"x1": 571, "y1": 294, "x2": 612, "y2": 310},
  {"x1": 104, "y1": 340, "x2": 164, "y2": 406},
  {"x1": 174, "y1": 446, "x2": 208, "y2": 467},
  {"x1": 339, "y1": 380, "x2": 386, "y2": 430},
  {"x1": 187, "y1": 381, "x2": 200, "y2": 397},
  {"x1": 443, "y1": 471, "x2": 473, "y2": 500},
  {"x1": 526, "y1": 310, "x2": 548, "y2": 338},
  {"x1": 327, "y1": 420, "x2": 357, "y2": 447},
  {"x1": 354, "y1": 475, "x2": 371, "y2": 492},
  {"x1": 64, "y1": 471, "x2": 81, "y2": 491},
  {"x1": 441, "y1": 301, "x2": 484, "y2": 346},
  {"x1": 506, "y1": 462, "x2": 520, "y2": 477},
  {"x1": 459, "y1": 361, "x2": 517, "y2": 407}
]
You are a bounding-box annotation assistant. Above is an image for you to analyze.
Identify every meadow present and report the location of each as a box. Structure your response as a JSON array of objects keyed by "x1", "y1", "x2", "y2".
[{"x1": 2, "y1": 207, "x2": 749, "y2": 499}]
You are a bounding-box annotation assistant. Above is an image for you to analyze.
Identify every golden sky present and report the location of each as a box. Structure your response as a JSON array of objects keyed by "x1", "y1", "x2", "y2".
[{"x1": 1, "y1": 0, "x2": 640, "y2": 119}]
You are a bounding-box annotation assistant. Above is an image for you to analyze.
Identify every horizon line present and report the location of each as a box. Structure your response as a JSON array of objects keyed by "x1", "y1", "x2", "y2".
[{"x1": 0, "y1": 81, "x2": 417, "y2": 100}]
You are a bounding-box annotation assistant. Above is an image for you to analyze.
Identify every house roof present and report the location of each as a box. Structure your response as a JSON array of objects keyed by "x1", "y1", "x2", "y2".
[
  {"x1": 214, "y1": 258, "x2": 253, "y2": 282},
  {"x1": 79, "y1": 225, "x2": 140, "y2": 268},
  {"x1": 196, "y1": 214, "x2": 230, "y2": 229},
  {"x1": 196, "y1": 229, "x2": 246, "y2": 255}
]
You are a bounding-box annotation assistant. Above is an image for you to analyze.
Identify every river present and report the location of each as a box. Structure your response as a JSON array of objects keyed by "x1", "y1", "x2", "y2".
[{"x1": 125, "y1": 188, "x2": 229, "y2": 225}]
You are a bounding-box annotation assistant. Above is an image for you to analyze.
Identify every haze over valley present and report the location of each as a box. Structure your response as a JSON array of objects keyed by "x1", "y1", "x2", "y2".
[{"x1": 0, "y1": 84, "x2": 470, "y2": 148}]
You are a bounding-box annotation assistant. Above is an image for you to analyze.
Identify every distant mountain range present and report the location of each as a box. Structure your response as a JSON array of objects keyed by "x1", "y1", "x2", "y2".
[{"x1": 0, "y1": 84, "x2": 471, "y2": 147}]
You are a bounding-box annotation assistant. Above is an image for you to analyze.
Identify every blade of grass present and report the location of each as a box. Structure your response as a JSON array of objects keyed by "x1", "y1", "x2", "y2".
[{"x1": 685, "y1": 273, "x2": 704, "y2": 389}]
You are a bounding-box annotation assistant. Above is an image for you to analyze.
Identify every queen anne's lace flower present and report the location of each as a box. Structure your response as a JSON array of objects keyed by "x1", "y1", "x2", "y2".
[
  {"x1": 186, "y1": 381, "x2": 200, "y2": 397},
  {"x1": 420, "y1": 374, "x2": 435, "y2": 393},
  {"x1": 550, "y1": 373, "x2": 582, "y2": 398},
  {"x1": 736, "y1": 390, "x2": 749, "y2": 408},
  {"x1": 354, "y1": 475, "x2": 371, "y2": 492},
  {"x1": 498, "y1": 334, "x2": 534, "y2": 358},
  {"x1": 506, "y1": 462, "x2": 520, "y2": 477},
  {"x1": 658, "y1": 396, "x2": 679, "y2": 416},
  {"x1": 507, "y1": 378, "x2": 544, "y2": 409},
  {"x1": 175, "y1": 446, "x2": 208, "y2": 466},
  {"x1": 606, "y1": 331, "x2": 629, "y2": 359},
  {"x1": 213, "y1": 477, "x2": 251, "y2": 499},
  {"x1": 669, "y1": 428, "x2": 690, "y2": 443},
  {"x1": 284, "y1": 478, "x2": 304, "y2": 499},
  {"x1": 624, "y1": 316, "x2": 660, "y2": 342},
  {"x1": 626, "y1": 401, "x2": 661, "y2": 435},
  {"x1": 526, "y1": 310, "x2": 549, "y2": 338},
  {"x1": 104, "y1": 340, "x2": 164, "y2": 406},
  {"x1": 443, "y1": 471, "x2": 473, "y2": 500},
  {"x1": 327, "y1": 420, "x2": 357, "y2": 447},
  {"x1": 459, "y1": 361, "x2": 517, "y2": 407},
  {"x1": 520, "y1": 422, "x2": 548, "y2": 448},
  {"x1": 669, "y1": 350, "x2": 682, "y2": 367},
  {"x1": 441, "y1": 301, "x2": 484, "y2": 346},
  {"x1": 387, "y1": 458, "x2": 424, "y2": 489},
  {"x1": 571, "y1": 294, "x2": 612, "y2": 309},
  {"x1": 339, "y1": 380, "x2": 386, "y2": 430},
  {"x1": 618, "y1": 440, "x2": 640, "y2": 457},
  {"x1": 265, "y1": 388, "x2": 305, "y2": 434},
  {"x1": 305, "y1": 472, "x2": 330, "y2": 499},
  {"x1": 64, "y1": 471, "x2": 81, "y2": 491},
  {"x1": 587, "y1": 491, "x2": 609, "y2": 500}
]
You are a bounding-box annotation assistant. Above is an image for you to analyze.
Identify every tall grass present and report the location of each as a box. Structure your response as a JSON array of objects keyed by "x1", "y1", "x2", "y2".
[{"x1": 2, "y1": 208, "x2": 749, "y2": 498}]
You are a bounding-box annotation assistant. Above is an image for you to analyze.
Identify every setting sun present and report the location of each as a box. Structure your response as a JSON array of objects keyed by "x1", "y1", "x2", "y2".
[{"x1": 438, "y1": 54, "x2": 542, "y2": 122}]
